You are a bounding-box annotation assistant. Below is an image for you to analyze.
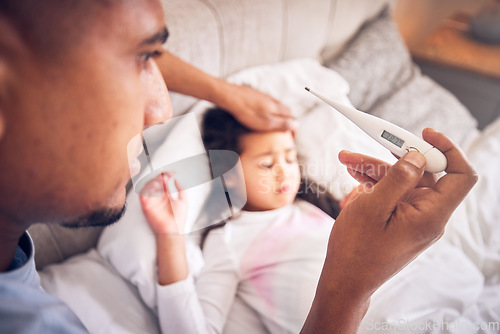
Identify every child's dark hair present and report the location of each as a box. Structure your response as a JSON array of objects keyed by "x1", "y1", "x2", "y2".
[{"x1": 199, "y1": 107, "x2": 340, "y2": 249}]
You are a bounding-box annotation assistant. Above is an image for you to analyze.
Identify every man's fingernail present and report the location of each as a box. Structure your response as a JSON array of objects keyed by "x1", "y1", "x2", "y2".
[{"x1": 403, "y1": 151, "x2": 426, "y2": 168}]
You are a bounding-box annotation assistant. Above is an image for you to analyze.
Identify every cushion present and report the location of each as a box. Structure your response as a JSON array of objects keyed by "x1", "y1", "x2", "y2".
[
  {"x1": 326, "y1": 7, "x2": 478, "y2": 146},
  {"x1": 368, "y1": 68, "x2": 479, "y2": 146},
  {"x1": 326, "y1": 7, "x2": 414, "y2": 111}
]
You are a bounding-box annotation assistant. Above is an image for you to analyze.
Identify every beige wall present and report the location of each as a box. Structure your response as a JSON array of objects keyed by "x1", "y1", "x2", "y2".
[{"x1": 392, "y1": 0, "x2": 492, "y2": 49}]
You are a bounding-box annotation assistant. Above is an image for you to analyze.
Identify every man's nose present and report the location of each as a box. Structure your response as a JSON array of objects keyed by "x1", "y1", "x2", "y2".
[{"x1": 143, "y1": 60, "x2": 172, "y2": 128}]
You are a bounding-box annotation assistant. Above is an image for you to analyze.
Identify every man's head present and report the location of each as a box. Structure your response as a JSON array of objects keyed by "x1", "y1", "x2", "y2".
[{"x1": 0, "y1": 0, "x2": 172, "y2": 230}]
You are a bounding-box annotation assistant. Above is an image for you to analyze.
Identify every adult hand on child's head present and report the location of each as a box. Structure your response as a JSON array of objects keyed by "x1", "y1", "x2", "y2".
[
  {"x1": 218, "y1": 82, "x2": 298, "y2": 133},
  {"x1": 139, "y1": 172, "x2": 187, "y2": 236},
  {"x1": 329, "y1": 128, "x2": 478, "y2": 300}
]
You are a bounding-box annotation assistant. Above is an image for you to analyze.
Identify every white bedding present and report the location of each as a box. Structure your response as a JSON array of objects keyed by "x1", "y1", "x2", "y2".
[{"x1": 40, "y1": 59, "x2": 500, "y2": 333}]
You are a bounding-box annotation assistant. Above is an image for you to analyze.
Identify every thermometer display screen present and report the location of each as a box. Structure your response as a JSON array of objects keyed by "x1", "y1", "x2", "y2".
[{"x1": 381, "y1": 130, "x2": 404, "y2": 148}]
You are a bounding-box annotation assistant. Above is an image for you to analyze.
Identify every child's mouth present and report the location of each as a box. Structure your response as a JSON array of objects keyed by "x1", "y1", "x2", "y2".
[{"x1": 278, "y1": 185, "x2": 290, "y2": 194}]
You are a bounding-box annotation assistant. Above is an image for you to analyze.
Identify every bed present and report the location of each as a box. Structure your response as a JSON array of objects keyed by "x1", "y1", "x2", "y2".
[{"x1": 32, "y1": 0, "x2": 500, "y2": 333}]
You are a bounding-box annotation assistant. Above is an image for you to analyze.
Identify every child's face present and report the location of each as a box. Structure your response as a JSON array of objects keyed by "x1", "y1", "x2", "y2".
[{"x1": 239, "y1": 131, "x2": 300, "y2": 211}]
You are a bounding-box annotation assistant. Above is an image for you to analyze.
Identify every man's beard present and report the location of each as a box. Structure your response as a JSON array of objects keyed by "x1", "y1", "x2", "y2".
[{"x1": 61, "y1": 203, "x2": 126, "y2": 229}]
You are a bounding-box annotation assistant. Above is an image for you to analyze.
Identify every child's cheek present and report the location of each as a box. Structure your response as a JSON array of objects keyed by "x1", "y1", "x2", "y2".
[{"x1": 257, "y1": 176, "x2": 273, "y2": 195}]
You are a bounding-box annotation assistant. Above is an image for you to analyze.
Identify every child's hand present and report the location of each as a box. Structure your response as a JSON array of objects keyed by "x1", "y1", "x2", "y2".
[{"x1": 139, "y1": 173, "x2": 187, "y2": 235}]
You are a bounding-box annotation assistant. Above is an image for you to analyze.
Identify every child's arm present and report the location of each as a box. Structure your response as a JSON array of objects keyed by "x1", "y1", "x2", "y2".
[
  {"x1": 140, "y1": 173, "x2": 188, "y2": 285},
  {"x1": 140, "y1": 173, "x2": 239, "y2": 334}
]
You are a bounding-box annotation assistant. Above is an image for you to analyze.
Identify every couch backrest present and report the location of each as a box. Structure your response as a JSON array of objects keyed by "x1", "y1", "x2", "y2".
[
  {"x1": 30, "y1": 0, "x2": 392, "y2": 270},
  {"x1": 164, "y1": 0, "x2": 393, "y2": 117}
]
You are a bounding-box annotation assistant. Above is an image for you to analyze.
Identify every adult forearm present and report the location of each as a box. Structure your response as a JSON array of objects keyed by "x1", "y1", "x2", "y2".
[
  {"x1": 300, "y1": 268, "x2": 370, "y2": 334},
  {"x1": 156, "y1": 50, "x2": 297, "y2": 132},
  {"x1": 156, "y1": 50, "x2": 229, "y2": 106}
]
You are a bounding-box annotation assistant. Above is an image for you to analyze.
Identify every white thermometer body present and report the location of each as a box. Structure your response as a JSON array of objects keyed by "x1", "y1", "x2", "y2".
[{"x1": 305, "y1": 88, "x2": 447, "y2": 173}]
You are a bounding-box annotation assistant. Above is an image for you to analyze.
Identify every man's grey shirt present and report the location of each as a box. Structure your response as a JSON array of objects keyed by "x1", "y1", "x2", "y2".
[{"x1": 0, "y1": 232, "x2": 88, "y2": 333}]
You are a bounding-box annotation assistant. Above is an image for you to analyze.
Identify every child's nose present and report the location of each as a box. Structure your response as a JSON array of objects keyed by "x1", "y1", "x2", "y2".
[{"x1": 274, "y1": 164, "x2": 285, "y2": 180}]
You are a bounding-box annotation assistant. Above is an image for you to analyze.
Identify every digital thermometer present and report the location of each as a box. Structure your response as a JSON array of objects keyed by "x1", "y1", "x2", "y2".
[{"x1": 305, "y1": 87, "x2": 447, "y2": 173}]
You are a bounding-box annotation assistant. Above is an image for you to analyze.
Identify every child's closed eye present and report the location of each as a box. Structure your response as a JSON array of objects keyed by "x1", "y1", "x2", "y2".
[
  {"x1": 258, "y1": 159, "x2": 274, "y2": 169},
  {"x1": 259, "y1": 163, "x2": 273, "y2": 169}
]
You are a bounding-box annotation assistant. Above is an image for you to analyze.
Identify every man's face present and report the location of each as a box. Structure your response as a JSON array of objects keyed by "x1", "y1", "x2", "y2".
[{"x1": 0, "y1": 0, "x2": 171, "y2": 227}]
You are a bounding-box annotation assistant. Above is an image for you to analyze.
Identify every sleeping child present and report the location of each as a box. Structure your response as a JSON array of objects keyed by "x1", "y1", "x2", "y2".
[{"x1": 139, "y1": 106, "x2": 349, "y2": 334}]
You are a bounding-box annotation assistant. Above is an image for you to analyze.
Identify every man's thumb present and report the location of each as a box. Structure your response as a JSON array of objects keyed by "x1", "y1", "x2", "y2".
[{"x1": 360, "y1": 151, "x2": 426, "y2": 220}]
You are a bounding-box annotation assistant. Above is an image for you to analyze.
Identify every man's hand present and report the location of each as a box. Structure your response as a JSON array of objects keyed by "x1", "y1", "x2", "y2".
[
  {"x1": 339, "y1": 184, "x2": 368, "y2": 210},
  {"x1": 217, "y1": 82, "x2": 298, "y2": 133},
  {"x1": 301, "y1": 128, "x2": 478, "y2": 334},
  {"x1": 331, "y1": 128, "x2": 478, "y2": 296},
  {"x1": 155, "y1": 51, "x2": 297, "y2": 133}
]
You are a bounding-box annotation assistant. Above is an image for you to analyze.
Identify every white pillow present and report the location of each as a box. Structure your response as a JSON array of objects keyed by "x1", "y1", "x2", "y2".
[{"x1": 40, "y1": 249, "x2": 160, "y2": 334}]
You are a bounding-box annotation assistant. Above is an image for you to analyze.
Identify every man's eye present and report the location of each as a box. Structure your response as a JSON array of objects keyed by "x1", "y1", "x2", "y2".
[{"x1": 138, "y1": 50, "x2": 163, "y2": 63}]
